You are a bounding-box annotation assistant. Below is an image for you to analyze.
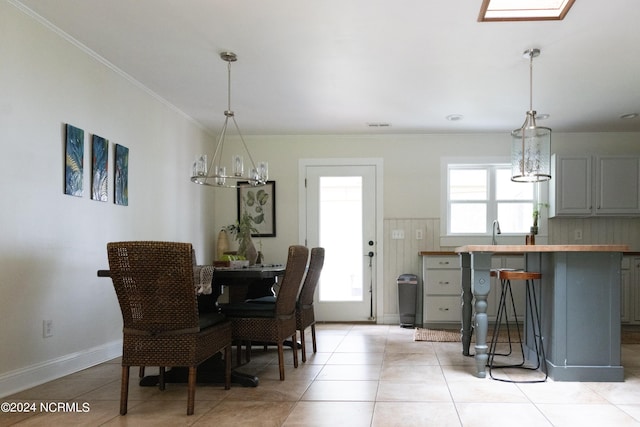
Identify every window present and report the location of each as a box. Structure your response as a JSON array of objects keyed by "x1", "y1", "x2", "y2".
[
  {"x1": 447, "y1": 163, "x2": 535, "y2": 235},
  {"x1": 478, "y1": 0, "x2": 575, "y2": 22}
]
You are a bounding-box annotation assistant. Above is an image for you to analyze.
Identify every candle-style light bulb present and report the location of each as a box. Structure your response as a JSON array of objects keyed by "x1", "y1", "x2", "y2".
[
  {"x1": 216, "y1": 166, "x2": 226, "y2": 186},
  {"x1": 233, "y1": 155, "x2": 244, "y2": 177},
  {"x1": 258, "y1": 161, "x2": 269, "y2": 182}
]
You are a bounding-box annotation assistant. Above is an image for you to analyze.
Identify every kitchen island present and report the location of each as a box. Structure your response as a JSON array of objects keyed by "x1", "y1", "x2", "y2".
[{"x1": 455, "y1": 244, "x2": 629, "y2": 382}]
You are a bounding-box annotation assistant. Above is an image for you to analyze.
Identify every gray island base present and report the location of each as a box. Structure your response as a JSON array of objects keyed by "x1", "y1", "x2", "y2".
[{"x1": 455, "y1": 244, "x2": 629, "y2": 382}]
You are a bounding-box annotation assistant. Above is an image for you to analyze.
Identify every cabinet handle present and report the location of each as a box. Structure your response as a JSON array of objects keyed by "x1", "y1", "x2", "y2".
[
  {"x1": 438, "y1": 307, "x2": 449, "y2": 311},
  {"x1": 438, "y1": 261, "x2": 450, "y2": 265},
  {"x1": 438, "y1": 281, "x2": 450, "y2": 285}
]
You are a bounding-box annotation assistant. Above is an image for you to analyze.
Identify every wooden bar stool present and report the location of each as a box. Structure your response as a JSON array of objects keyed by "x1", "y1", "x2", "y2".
[{"x1": 488, "y1": 269, "x2": 547, "y2": 383}]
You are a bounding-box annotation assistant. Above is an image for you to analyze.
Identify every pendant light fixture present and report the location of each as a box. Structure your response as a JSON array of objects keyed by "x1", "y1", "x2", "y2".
[
  {"x1": 191, "y1": 52, "x2": 268, "y2": 188},
  {"x1": 511, "y1": 48, "x2": 551, "y2": 182}
]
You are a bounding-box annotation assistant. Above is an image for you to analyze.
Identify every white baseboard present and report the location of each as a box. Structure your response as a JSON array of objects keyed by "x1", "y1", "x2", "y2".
[
  {"x1": 381, "y1": 314, "x2": 401, "y2": 325},
  {"x1": 0, "y1": 339, "x2": 122, "y2": 398}
]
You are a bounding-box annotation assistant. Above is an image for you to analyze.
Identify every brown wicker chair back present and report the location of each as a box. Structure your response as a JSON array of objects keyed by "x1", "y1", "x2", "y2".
[
  {"x1": 296, "y1": 247, "x2": 325, "y2": 361},
  {"x1": 274, "y1": 245, "x2": 311, "y2": 318},
  {"x1": 108, "y1": 241, "x2": 200, "y2": 335},
  {"x1": 107, "y1": 241, "x2": 232, "y2": 416},
  {"x1": 298, "y1": 247, "x2": 325, "y2": 310}
]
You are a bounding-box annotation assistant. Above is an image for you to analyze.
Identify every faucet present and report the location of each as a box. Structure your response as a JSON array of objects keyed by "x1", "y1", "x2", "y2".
[{"x1": 492, "y1": 220, "x2": 501, "y2": 245}]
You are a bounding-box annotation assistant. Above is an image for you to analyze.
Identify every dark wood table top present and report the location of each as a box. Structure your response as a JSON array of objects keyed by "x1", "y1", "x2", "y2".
[{"x1": 97, "y1": 264, "x2": 285, "y2": 279}]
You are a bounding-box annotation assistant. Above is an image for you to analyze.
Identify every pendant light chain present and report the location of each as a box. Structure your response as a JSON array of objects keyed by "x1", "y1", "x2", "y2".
[
  {"x1": 529, "y1": 51, "x2": 533, "y2": 113},
  {"x1": 226, "y1": 59, "x2": 233, "y2": 115}
]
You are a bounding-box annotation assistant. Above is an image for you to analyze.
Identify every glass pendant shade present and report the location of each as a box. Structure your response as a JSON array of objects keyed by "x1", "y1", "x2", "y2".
[{"x1": 511, "y1": 111, "x2": 551, "y2": 182}]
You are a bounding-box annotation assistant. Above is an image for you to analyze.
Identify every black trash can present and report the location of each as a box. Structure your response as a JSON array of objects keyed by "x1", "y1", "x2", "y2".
[{"x1": 397, "y1": 274, "x2": 418, "y2": 328}]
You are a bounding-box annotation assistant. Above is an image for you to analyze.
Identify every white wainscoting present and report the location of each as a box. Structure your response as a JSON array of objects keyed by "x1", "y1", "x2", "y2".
[
  {"x1": 549, "y1": 217, "x2": 640, "y2": 250},
  {"x1": 383, "y1": 218, "x2": 441, "y2": 325}
]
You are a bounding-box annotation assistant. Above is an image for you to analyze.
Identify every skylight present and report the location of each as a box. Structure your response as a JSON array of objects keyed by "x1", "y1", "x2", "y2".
[{"x1": 478, "y1": 0, "x2": 575, "y2": 22}]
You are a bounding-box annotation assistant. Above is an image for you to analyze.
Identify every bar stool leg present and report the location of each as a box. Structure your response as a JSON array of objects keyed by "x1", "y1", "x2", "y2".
[
  {"x1": 488, "y1": 278, "x2": 509, "y2": 362},
  {"x1": 525, "y1": 278, "x2": 548, "y2": 381},
  {"x1": 490, "y1": 272, "x2": 547, "y2": 383},
  {"x1": 488, "y1": 279, "x2": 526, "y2": 381}
]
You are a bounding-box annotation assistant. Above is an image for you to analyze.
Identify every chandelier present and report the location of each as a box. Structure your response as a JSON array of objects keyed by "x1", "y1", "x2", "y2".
[
  {"x1": 191, "y1": 52, "x2": 268, "y2": 188},
  {"x1": 511, "y1": 48, "x2": 551, "y2": 182}
]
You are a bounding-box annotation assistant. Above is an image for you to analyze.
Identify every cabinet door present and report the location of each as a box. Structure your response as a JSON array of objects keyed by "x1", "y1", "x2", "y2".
[
  {"x1": 424, "y1": 270, "x2": 460, "y2": 295},
  {"x1": 634, "y1": 258, "x2": 640, "y2": 323},
  {"x1": 621, "y1": 257, "x2": 631, "y2": 323},
  {"x1": 424, "y1": 296, "x2": 462, "y2": 321},
  {"x1": 596, "y1": 156, "x2": 640, "y2": 215},
  {"x1": 550, "y1": 155, "x2": 592, "y2": 217}
]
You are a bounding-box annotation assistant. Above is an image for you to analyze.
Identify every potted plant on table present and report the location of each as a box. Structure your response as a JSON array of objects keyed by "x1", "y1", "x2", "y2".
[
  {"x1": 531, "y1": 202, "x2": 549, "y2": 235},
  {"x1": 226, "y1": 205, "x2": 259, "y2": 265}
]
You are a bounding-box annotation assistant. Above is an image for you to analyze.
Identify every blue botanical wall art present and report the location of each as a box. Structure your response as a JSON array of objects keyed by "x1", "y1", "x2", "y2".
[
  {"x1": 65, "y1": 124, "x2": 84, "y2": 197},
  {"x1": 91, "y1": 134, "x2": 108, "y2": 201},
  {"x1": 114, "y1": 144, "x2": 129, "y2": 206}
]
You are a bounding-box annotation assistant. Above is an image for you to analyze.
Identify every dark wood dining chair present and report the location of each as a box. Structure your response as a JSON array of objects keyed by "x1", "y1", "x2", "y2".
[
  {"x1": 296, "y1": 247, "x2": 325, "y2": 362},
  {"x1": 107, "y1": 241, "x2": 232, "y2": 416},
  {"x1": 220, "y1": 245, "x2": 309, "y2": 380}
]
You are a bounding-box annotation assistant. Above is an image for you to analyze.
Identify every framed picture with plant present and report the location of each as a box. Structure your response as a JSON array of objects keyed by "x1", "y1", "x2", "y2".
[{"x1": 237, "y1": 181, "x2": 276, "y2": 237}]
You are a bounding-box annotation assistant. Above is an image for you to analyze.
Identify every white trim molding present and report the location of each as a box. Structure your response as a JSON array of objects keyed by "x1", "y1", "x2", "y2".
[{"x1": 0, "y1": 340, "x2": 122, "y2": 398}]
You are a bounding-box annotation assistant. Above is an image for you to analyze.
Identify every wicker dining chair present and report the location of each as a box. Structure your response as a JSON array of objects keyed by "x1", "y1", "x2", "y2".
[
  {"x1": 107, "y1": 241, "x2": 232, "y2": 416},
  {"x1": 296, "y1": 247, "x2": 325, "y2": 362},
  {"x1": 221, "y1": 245, "x2": 309, "y2": 380}
]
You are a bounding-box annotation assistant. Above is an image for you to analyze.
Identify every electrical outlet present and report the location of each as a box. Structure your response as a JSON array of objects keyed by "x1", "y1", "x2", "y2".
[
  {"x1": 574, "y1": 229, "x2": 583, "y2": 240},
  {"x1": 43, "y1": 320, "x2": 53, "y2": 338},
  {"x1": 391, "y1": 230, "x2": 405, "y2": 239},
  {"x1": 415, "y1": 229, "x2": 423, "y2": 240}
]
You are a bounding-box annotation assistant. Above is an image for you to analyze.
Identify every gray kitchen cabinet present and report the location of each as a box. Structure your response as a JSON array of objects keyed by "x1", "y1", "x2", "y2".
[
  {"x1": 550, "y1": 154, "x2": 640, "y2": 217},
  {"x1": 422, "y1": 255, "x2": 462, "y2": 325},
  {"x1": 422, "y1": 254, "x2": 524, "y2": 327}
]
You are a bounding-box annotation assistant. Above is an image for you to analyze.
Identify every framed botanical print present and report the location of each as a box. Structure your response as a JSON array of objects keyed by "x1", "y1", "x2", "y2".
[{"x1": 237, "y1": 181, "x2": 276, "y2": 237}]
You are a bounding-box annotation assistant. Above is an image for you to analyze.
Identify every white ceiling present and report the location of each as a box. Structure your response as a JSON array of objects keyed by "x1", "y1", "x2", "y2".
[{"x1": 13, "y1": 0, "x2": 640, "y2": 135}]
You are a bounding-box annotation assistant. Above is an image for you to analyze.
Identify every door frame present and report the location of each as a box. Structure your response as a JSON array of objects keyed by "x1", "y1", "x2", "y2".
[{"x1": 298, "y1": 158, "x2": 384, "y2": 323}]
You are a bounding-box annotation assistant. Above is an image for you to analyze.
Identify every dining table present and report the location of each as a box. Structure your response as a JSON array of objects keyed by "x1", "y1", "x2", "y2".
[
  {"x1": 97, "y1": 263, "x2": 286, "y2": 387},
  {"x1": 213, "y1": 264, "x2": 285, "y2": 301},
  {"x1": 455, "y1": 244, "x2": 628, "y2": 382}
]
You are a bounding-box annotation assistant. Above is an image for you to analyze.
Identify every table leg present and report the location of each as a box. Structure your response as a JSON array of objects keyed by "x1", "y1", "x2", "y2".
[
  {"x1": 460, "y1": 253, "x2": 473, "y2": 356},
  {"x1": 470, "y1": 252, "x2": 492, "y2": 378}
]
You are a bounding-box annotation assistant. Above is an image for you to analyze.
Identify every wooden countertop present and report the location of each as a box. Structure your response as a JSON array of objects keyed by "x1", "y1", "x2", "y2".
[
  {"x1": 418, "y1": 251, "x2": 457, "y2": 256},
  {"x1": 454, "y1": 244, "x2": 630, "y2": 253}
]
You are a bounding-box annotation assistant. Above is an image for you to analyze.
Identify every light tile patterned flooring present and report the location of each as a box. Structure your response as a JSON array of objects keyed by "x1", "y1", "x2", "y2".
[{"x1": 3, "y1": 323, "x2": 640, "y2": 426}]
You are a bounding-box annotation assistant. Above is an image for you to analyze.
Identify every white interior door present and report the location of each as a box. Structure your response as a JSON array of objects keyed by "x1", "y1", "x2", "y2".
[{"x1": 302, "y1": 162, "x2": 379, "y2": 322}]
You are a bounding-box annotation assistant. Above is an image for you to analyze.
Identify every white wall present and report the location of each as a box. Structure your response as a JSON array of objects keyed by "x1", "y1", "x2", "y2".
[
  {"x1": 2, "y1": 1, "x2": 640, "y2": 397},
  {"x1": 211, "y1": 132, "x2": 640, "y2": 259},
  {"x1": 0, "y1": 3, "x2": 215, "y2": 396}
]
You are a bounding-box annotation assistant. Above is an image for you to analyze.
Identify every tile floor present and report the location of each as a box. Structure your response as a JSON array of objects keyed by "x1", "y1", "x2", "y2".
[{"x1": 3, "y1": 323, "x2": 640, "y2": 426}]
